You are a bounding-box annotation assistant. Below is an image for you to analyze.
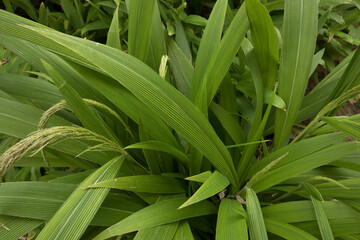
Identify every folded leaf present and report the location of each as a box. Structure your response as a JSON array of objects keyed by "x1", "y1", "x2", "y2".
[
  {"x1": 179, "y1": 171, "x2": 230, "y2": 209},
  {"x1": 89, "y1": 175, "x2": 185, "y2": 194},
  {"x1": 216, "y1": 198, "x2": 248, "y2": 240},
  {"x1": 93, "y1": 197, "x2": 217, "y2": 239},
  {"x1": 36, "y1": 156, "x2": 125, "y2": 239}
]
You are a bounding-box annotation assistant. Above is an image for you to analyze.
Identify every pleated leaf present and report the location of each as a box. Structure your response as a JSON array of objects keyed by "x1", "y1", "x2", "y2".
[
  {"x1": 265, "y1": 220, "x2": 317, "y2": 240},
  {"x1": 274, "y1": 0, "x2": 318, "y2": 148},
  {"x1": 246, "y1": 188, "x2": 268, "y2": 240},
  {"x1": 0, "y1": 181, "x2": 145, "y2": 226},
  {"x1": 245, "y1": 0, "x2": 279, "y2": 89},
  {"x1": 311, "y1": 196, "x2": 335, "y2": 240},
  {"x1": 173, "y1": 221, "x2": 194, "y2": 240},
  {"x1": 89, "y1": 175, "x2": 185, "y2": 194},
  {"x1": 138, "y1": 113, "x2": 161, "y2": 174},
  {"x1": 0, "y1": 73, "x2": 62, "y2": 104},
  {"x1": 36, "y1": 156, "x2": 125, "y2": 240},
  {"x1": 128, "y1": 0, "x2": 156, "y2": 62},
  {"x1": 93, "y1": 198, "x2": 217, "y2": 239},
  {"x1": 191, "y1": 0, "x2": 227, "y2": 107},
  {"x1": 179, "y1": 171, "x2": 230, "y2": 209},
  {"x1": 206, "y1": 5, "x2": 249, "y2": 104},
  {"x1": 106, "y1": 5, "x2": 121, "y2": 50},
  {"x1": 322, "y1": 116, "x2": 360, "y2": 140},
  {"x1": 185, "y1": 171, "x2": 212, "y2": 183},
  {"x1": 303, "y1": 183, "x2": 323, "y2": 201},
  {"x1": 327, "y1": 45, "x2": 360, "y2": 102},
  {"x1": 251, "y1": 141, "x2": 360, "y2": 193},
  {"x1": 216, "y1": 198, "x2": 248, "y2": 240},
  {"x1": 42, "y1": 60, "x2": 120, "y2": 144},
  {"x1": 167, "y1": 38, "x2": 192, "y2": 97},
  {"x1": 0, "y1": 10, "x2": 239, "y2": 188},
  {"x1": 134, "y1": 222, "x2": 179, "y2": 240},
  {"x1": 125, "y1": 140, "x2": 190, "y2": 166},
  {"x1": 0, "y1": 215, "x2": 43, "y2": 240},
  {"x1": 263, "y1": 200, "x2": 360, "y2": 223}
]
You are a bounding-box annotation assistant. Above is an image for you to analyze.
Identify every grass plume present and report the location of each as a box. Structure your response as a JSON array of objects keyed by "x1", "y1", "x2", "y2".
[{"x1": 0, "y1": 126, "x2": 124, "y2": 178}]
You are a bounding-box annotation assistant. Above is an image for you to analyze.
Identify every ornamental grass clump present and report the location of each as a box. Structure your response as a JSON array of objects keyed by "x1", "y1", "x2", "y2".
[{"x1": 0, "y1": 0, "x2": 359, "y2": 239}]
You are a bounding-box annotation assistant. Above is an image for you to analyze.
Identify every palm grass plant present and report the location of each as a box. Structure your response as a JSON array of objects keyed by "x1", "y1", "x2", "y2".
[{"x1": 0, "y1": 0, "x2": 360, "y2": 239}]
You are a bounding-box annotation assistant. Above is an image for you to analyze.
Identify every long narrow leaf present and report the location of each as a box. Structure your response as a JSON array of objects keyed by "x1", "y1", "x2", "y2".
[
  {"x1": 173, "y1": 221, "x2": 194, "y2": 240},
  {"x1": 274, "y1": 0, "x2": 318, "y2": 148},
  {"x1": 245, "y1": 0, "x2": 279, "y2": 89},
  {"x1": 0, "y1": 10, "x2": 239, "y2": 188},
  {"x1": 265, "y1": 220, "x2": 318, "y2": 240},
  {"x1": 216, "y1": 198, "x2": 248, "y2": 240},
  {"x1": 128, "y1": 0, "x2": 156, "y2": 62},
  {"x1": 311, "y1": 196, "x2": 335, "y2": 240},
  {"x1": 106, "y1": 5, "x2": 121, "y2": 50},
  {"x1": 179, "y1": 171, "x2": 230, "y2": 209},
  {"x1": 93, "y1": 198, "x2": 217, "y2": 239},
  {"x1": 246, "y1": 188, "x2": 268, "y2": 240},
  {"x1": 89, "y1": 175, "x2": 185, "y2": 194},
  {"x1": 36, "y1": 156, "x2": 125, "y2": 240},
  {"x1": 191, "y1": 0, "x2": 227, "y2": 108},
  {"x1": 134, "y1": 222, "x2": 179, "y2": 240},
  {"x1": 322, "y1": 117, "x2": 360, "y2": 140}
]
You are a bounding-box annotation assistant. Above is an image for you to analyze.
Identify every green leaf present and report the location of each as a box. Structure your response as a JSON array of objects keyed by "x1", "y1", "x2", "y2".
[
  {"x1": 311, "y1": 196, "x2": 335, "y2": 240},
  {"x1": 190, "y1": 0, "x2": 228, "y2": 109},
  {"x1": 179, "y1": 171, "x2": 230, "y2": 209},
  {"x1": 0, "y1": 12, "x2": 239, "y2": 187},
  {"x1": 36, "y1": 156, "x2": 125, "y2": 239},
  {"x1": 210, "y1": 102, "x2": 246, "y2": 145},
  {"x1": 216, "y1": 198, "x2": 248, "y2": 240},
  {"x1": 0, "y1": 181, "x2": 146, "y2": 226},
  {"x1": 309, "y1": 49, "x2": 325, "y2": 79},
  {"x1": 245, "y1": 0, "x2": 279, "y2": 89},
  {"x1": 246, "y1": 188, "x2": 268, "y2": 240},
  {"x1": 38, "y1": 2, "x2": 48, "y2": 26},
  {"x1": 128, "y1": 0, "x2": 156, "y2": 62},
  {"x1": 106, "y1": 5, "x2": 121, "y2": 50},
  {"x1": 206, "y1": 5, "x2": 249, "y2": 104},
  {"x1": 10, "y1": 0, "x2": 37, "y2": 20},
  {"x1": 60, "y1": 0, "x2": 83, "y2": 30},
  {"x1": 299, "y1": 52, "x2": 352, "y2": 121},
  {"x1": 251, "y1": 142, "x2": 360, "y2": 193},
  {"x1": 93, "y1": 198, "x2": 217, "y2": 239},
  {"x1": 182, "y1": 15, "x2": 207, "y2": 26},
  {"x1": 138, "y1": 113, "x2": 161, "y2": 174},
  {"x1": 265, "y1": 220, "x2": 318, "y2": 240},
  {"x1": 236, "y1": 82, "x2": 286, "y2": 109},
  {"x1": 41, "y1": 60, "x2": 121, "y2": 145},
  {"x1": 0, "y1": 73, "x2": 62, "y2": 105},
  {"x1": 145, "y1": 1, "x2": 168, "y2": 73},
  {"x1": 303, "y1": 183, "x2": 323, "y2": 201},
  {"x1": 89, "y1": 175, "x2": 185, "y2": 194},
  {"x1": 174, "y1": 18, "x2": 192, "y2": 62},
  {"x1": 0, "y1": 98, "x2": 107, "y2": 164},
  {"x1": 247, "y1": 132, "x2": 347, "y2": 179},
  {"x1": 274, "y1": 0, "x2": 318, "y2": 148},
  {"x1": 296, "y1": 178, "x2": 359, "y2": 200},
  {"x1": 322, "y1": 117, "x2": 360, "y2": 140},
  {"x1": 0, "y1": 215, "x2": 43, "y2": 240},
  {"x1": 263, "y1": 200, "x2": 360, "y2": 223},
  {"x1": 125, "y1": 140, "x2": 189, "y2": 166},
  {"x1": 134, "y1": 222, "x2": 179, "y2": 240},
  {"x1": 327, "y1": 35, "x2": 360, "y2": 102},
  {"x1": 185, "y1": 171, "x2": 212, "y2": 183},
  {"x1": 81, "y1": 20, "x2": 107, "y2": 35},
  {"x1": 167, "y1": 38, "x2": 192, "y2": 97},
  {"x1": 173, "y1": 221, "x2": 194, "y2": 240}
]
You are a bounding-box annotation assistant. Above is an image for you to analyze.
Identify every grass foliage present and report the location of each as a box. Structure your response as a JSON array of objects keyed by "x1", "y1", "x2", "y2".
[{"x1": 0, "y1": 0, "x2": 360, "y2": 239}]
